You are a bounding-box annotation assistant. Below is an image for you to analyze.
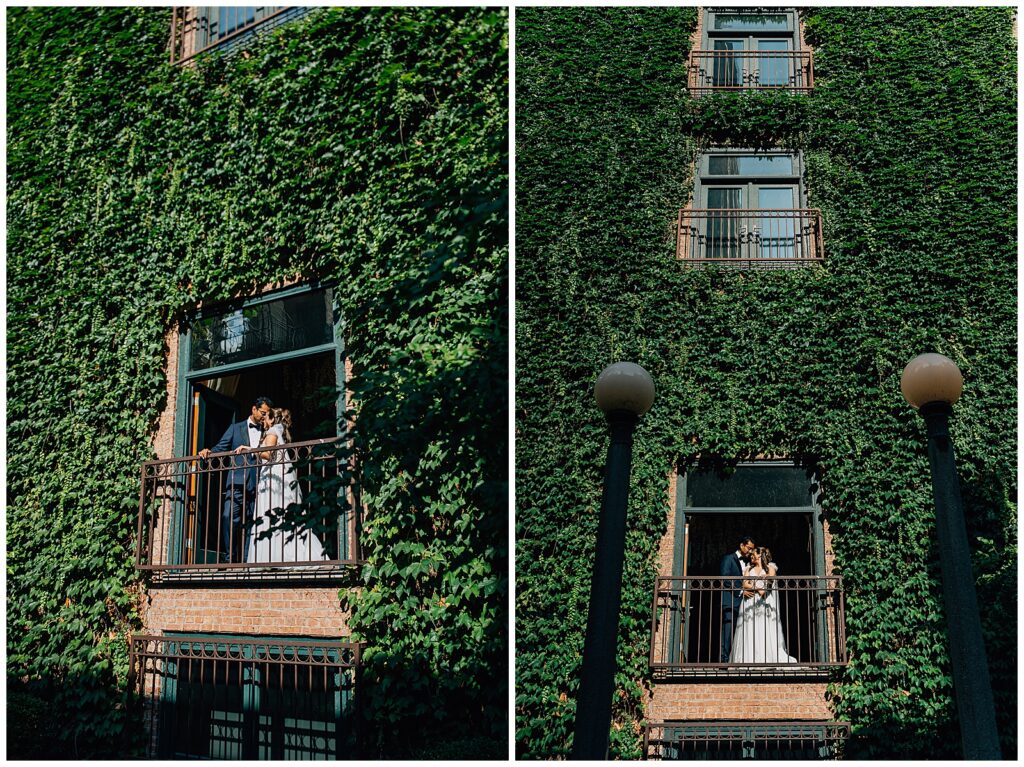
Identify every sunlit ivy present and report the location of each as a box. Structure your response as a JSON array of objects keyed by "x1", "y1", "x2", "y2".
[
  {"x1": 516, "y1": 6, "x2": 1015, "y2": 760},
  {"x1": 8, "y1": 6, "x2": 507, "y2": 759}
]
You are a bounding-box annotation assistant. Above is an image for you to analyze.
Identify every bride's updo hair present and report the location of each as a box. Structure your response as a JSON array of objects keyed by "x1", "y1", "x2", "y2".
[
  {"x1": 756, "y1": 546, "x2": 773, "y2": 571},
  {"x1": 267, "y1": 407, "x2": 293, "y2": 443}
]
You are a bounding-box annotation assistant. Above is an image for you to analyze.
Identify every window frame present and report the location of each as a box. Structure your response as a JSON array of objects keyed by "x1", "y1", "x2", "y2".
[
  {"x1": 666, "y1": 460, "x2": 832, "y2": 667},
  {"x1": 164, "y1": 283, "x2": 351, "y2": 570},
  {"x1": 693, "y1": 8, "x2": 807, "y2": 93},
  {"x1": 694, "y1": 148, "x2": 807, "y2": 210},
  {"x1": 702, "y1": 8, "x2": 802, "y2": 52},
  {"x1": 172, "y1": 282, "x2": 345, "y2": 460},
  {"x1": 681, "y1": 148, "x2": 821, "y2": 266},
  {"x1": 672, "y1": 460, "x2": 827, "y2": 580}
]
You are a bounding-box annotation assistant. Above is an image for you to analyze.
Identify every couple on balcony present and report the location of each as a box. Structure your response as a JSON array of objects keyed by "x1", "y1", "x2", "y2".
[
  {"x1": 720, "y1": 535, "x2": 798, "y2": 665},
  {"x1": 199, "y1": 395, "x2": 327, "y2": 565}
]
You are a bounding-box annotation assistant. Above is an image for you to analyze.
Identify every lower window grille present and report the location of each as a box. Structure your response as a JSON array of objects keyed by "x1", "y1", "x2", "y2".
[
  {"x1": 130, "y1": 634, "x2": 359, "y2": 760},
  {"x1": 645, "y1": 721, "x2": 851, "y2": 760}
]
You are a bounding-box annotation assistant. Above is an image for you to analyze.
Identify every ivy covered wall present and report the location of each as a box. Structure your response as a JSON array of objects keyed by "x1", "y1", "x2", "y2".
[
  {"x1": 7, "y1": 7, "x2": 507, "y2": 758},
  {"x1": 516, "y1": 7, "x2": 1015, "y2": 760}
]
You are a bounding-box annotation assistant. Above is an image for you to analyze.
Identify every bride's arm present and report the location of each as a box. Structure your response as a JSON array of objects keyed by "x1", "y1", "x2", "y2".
[
  {"x1": 257, "y1": 432, "x2": 279, "y2": 461},
  {"x1": 741, "y1": 568, "x2": 755, "y2": 596},
  {"x1": 763, "y1": 563, "x2": 778, "y2": 596}
]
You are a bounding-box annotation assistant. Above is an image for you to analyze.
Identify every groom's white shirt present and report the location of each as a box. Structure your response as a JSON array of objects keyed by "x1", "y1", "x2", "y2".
[{"x1": 247, "y1": 418, "x2": 262, "y2": 448}]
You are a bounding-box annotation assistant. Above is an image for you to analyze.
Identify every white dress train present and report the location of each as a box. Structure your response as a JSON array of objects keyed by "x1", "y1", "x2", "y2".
[
  {"x1": 247, "y1": 424, "x2": 328, "y2": 563},
  {"x1": 729, "y1": 567, "x2": 798, "y2": 664}
]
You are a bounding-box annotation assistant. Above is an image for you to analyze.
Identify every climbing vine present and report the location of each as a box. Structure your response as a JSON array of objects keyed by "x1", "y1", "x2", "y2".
[
  {"x1": 8, "y1": 6, "x2": 507, "y2": 758},
  {"x1": 516, "y1": 6, "x2": 1015, "y2": 759}
]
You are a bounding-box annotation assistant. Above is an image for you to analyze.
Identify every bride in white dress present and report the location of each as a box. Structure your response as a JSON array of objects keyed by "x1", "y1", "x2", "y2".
[
  {"x1": 730, "y1": 546, "x2": 798, "y2": 664},
  {"x1": 247, "y1": 408, "x2": 328, "y2": 564}
]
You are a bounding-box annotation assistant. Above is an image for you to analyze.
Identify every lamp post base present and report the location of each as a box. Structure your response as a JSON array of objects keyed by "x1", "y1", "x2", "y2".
[
  {"x1": 571, "y1": 409, "x2": 639, "y2": 760},
  {"x1": 920, "y1": 401, "x2": 1001, "y2": 760}
]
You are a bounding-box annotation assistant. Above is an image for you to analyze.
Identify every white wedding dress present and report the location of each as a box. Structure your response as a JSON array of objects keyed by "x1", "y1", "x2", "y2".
[
  {"x1": 730, "y1": 566, "x2": 798, "y2": 664},
  {"x1": 247, "y1": 424, "x2": 328, "y2": 564}
]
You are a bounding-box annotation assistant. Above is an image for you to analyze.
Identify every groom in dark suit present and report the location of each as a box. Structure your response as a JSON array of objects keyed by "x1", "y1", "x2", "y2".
[
  {"x1": 199, "y1": 396, "x2": 274, "y2": 563},
  {"x1": 720, "y1": 534, "x2": 756, "y2": 663}
]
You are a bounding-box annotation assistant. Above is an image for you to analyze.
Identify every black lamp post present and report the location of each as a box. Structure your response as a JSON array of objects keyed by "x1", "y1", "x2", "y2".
[
  {"x1": 572, "y1": 362, "x2": 655, "y2": 761},
  {"x1": 900, "y1": 353, "x2": 1001, "y2": 760}
]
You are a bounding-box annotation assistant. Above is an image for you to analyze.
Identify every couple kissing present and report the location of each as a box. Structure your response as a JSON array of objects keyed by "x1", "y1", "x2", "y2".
[{"x1": 720, "y1": 535, "x2": 797, "y2": 665}]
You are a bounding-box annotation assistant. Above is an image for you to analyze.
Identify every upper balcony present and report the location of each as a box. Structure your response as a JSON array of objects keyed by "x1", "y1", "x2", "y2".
[
  {"x1": 649, "y1": 575, "x2": 847, "y2": 679},
  {"x1": 136, "y1": 437, "x2": 363, "y2": 582},
  {"x1": 170, "y1": 7, "x2": 310, "y2": 65},
  {"x1": 676, "y1": 208, "x2": 824, "y2": 269},
  {"x1": 687, "y1": 50, "x2": 814, "y2": 95}
]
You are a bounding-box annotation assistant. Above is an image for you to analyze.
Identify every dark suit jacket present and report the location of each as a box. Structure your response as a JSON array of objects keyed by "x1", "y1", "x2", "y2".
[
  {"x1": 209, "y1": 420, "x2": 261, "y2": 489},
  {"x1": 720, "y1": 552, "x2": 745, "y2": 609}
]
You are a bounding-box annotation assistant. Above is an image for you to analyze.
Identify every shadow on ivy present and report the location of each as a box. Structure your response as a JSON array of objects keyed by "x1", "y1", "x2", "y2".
[
  {"x1": 354, "y1": 647, "x2": 508, "y2": 760},
  {"x1": 8, "y1": 672, "x2": 147, "y2": 759}
]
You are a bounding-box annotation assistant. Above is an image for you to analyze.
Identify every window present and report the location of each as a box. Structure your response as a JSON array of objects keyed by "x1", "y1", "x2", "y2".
[
  {"x1": 677, "y1": 149, "x2": 823, "y2": 267},
  {"x1": 688, "y1": 8, "x2": 813, "y2": 94},
  {"x1": 131, "y1": 634, "x2": 359, "y2": 759},
  {"x1": 649, "y1": 462, "x2": 847, "y2": 675},
  {"x1": 170, "y1": 7, "x2": 312, "y2": 65},
  {"x1": 645, "y1": 721, "x2": 850, "y2": 760},
  {"x1": 135, "y1": 284, "x2": 362, "y2": 576}
]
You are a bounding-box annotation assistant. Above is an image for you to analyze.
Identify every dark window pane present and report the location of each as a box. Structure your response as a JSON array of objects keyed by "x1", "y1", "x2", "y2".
[
  {"x1": 218, "y1": 7, "x2": 259, "y2": 38},
  {"x1": 713, "y1": 13, "x2": 790, "y2": 31},
  {"x1": 708, "y1": 155, "x2": 793, "y2": 175},
  {"x1": 706, "y1": 187, "x2": 742, "y2": 209},
  {"x1": 190, "y1": 290, "x2": 334, "y2": 371},
  {"x1": 685, "y1": 465, "x2": 812, "y2": 507},
  {"x1": 711, "y1": 41, "x2": 743, "y2": 86},
  {"x1": 705, "y1": 190, "x2": 743, "y2": 259}
]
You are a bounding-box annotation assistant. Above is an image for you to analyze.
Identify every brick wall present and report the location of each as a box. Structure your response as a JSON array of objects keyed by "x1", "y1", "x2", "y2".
[
  {"x1": 646, "y1": 681, "x2": 831, "y2": 722},
  {"x1": 143, "y1": 586, "x2": 351, "y2": 637},
  {"x1": 153, "y1": 327, "x2": 179, "y2": 461}
]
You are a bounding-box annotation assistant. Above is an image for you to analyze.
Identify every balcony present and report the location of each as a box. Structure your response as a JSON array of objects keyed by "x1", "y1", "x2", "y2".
[
  {"x1": 676, "y1": 208, "x2": 824, "y2": 268},
  {"x1": 687, "y1": 50, "x2": 814, "y2": 95},
  {"x1": 649, "y1": 576, "x2": 847, "y2": 678},
  {"x1": 644, "y1": 720, "x2": 850, "y2": 760},
  {"x1": 129, "y1": 634, "x2": 360, "y2": 759},
  {"x1": 170, "y1": 7, "x2": 310, "y2": 65},
  {"x1": 136, "y1": 437, "x2": 363, "y2": 581}
]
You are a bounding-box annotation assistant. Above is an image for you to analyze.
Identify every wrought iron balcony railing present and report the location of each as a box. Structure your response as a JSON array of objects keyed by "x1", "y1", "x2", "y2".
[
  {"x1": 129, "y1": 634, "x2": 360, "y2": 759},
  {"x1": 649, "y1": 576, "x2": 847, "y2": 678},
  {"x1": 644, "y1": 720, "x2": 850, "y2": 760},
  {"x1": 136, "y1": 437, "x2": 363, "y2": 578},
  {"x1": 687, "y1": 50, "x2": 814, "y2": 95},
  {"x1": 677, "y1": 208, "x2": 824, "y2": 268},
  {"x1": 170, "y1": 7, "x2": 310, "y2": 65}
]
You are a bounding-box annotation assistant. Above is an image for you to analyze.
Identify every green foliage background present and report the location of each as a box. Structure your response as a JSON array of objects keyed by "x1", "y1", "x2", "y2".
[
  {"x1": 516, "y1": 7, "x2": 1015, "y2": 759},
  {"x1": 7, "y1": 7, "x2": 507, "y2": 758}
]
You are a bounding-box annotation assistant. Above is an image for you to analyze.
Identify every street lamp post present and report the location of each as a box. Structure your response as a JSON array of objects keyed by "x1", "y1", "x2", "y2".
[
  {"x1": 900, "y1": 352, "x2": 1001, "y2": 760},
  {"x1": 571, "y1": 362, "x2": 655, "y2": 761}
]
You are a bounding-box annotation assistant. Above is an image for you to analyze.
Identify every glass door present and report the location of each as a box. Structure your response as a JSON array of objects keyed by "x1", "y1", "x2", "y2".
[
  {"x1": 711, "y1": 40, "x2": 744, "y2": 88},
  {"x1": 756, "y1": 187, "x2": 797, "y2": 261},
  {"x1": 186, "y1": 384, "x2": 241, "y2": 565},
  {"x1": 757, "y1": 39, "x2": 793, "y2": 87},
  {"x1": 706, "y1": 187, "x2": 744, "y2": 259},
  {"x1": 705, "y1": 9, "x2": 796, "y2": 90}
]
